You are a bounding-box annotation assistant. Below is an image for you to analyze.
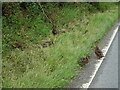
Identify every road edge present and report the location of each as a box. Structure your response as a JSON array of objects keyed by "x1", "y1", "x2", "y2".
[{"x1": 85, "y1": 24, "x2": 119, "y2": 88}]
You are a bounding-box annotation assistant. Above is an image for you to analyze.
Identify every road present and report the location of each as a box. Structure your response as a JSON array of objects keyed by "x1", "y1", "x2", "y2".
[
  {"x1": 66, "y1": 23, "x2": 119, "y2": 88},
  {"x1": 89, "y1": 31, "x2": 118, "y2": 88}
]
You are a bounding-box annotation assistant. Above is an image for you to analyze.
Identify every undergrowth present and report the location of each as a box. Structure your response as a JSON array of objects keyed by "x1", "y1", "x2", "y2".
[{"x1": 2, "y1": 2, "x2": 118, "y2": 88}]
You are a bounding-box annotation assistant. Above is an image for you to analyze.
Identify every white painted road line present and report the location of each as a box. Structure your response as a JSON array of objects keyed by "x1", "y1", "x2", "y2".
[{"x1": 81, "y1": 26, "x2": 119, "y2": 88}]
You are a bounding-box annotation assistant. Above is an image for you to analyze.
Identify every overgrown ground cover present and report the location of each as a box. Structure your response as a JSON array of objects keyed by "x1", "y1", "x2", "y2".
[{"x1": 2, "y1": 2, "x2": 118, "y2": 88}]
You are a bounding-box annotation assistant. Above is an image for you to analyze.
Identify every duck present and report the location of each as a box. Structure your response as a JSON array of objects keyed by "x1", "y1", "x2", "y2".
[
  {"x1": 95, "y1": 45, "x2": 104, "y2": 59},
  {"x1": 42, "y1": 41, "x2": 53, "y2": 48},
  {"x1": 80, "y1": 56, "x2": 90, "y2": 64},
  {"x1": 52, "y1": 25, "x2": 59, "y2": 35}
]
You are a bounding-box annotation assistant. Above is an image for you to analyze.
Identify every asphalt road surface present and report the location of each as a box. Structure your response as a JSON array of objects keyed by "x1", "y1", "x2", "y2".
[{"x1": 89, "y1": 32, "x2": 118, "y2": 88}]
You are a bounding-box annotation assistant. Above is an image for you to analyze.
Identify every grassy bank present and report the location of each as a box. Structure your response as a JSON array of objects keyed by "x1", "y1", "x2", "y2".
[{"x1": 2, "y1": 3, "x2": 118, "y2": 88}]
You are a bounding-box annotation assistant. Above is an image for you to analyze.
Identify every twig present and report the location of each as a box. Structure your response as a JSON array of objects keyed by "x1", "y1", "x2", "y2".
[{"x1": 38, "y1": 2, "x2": 53, "y2": 24}]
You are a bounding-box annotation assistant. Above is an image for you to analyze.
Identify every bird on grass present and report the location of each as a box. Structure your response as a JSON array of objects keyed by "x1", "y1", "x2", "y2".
[
  {"x1": 42, "y1": 41, "x2": 53, "y2": 48},
  {"x1": 52, "y1": 25, "x2": 59, "y2": 35},
  {"x1": 11, "y1": 41, "x2": 24, "y2": 51},
  {"x1": 95, "y1": 45, "x2": 104, "y2": 59}
]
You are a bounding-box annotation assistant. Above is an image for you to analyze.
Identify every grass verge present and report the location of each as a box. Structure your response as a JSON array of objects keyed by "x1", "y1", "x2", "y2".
[{"x1": 2, "y1": 5, "x2": 118, "y2": 88}]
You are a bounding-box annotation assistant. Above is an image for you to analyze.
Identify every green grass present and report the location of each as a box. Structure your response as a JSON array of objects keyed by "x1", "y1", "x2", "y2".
[{"x1": 2, "y1": 4, "x2": 118, "y2": 88}]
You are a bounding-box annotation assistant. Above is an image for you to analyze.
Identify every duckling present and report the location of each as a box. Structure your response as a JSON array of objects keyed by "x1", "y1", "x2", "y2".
[
  {"x1": 11, "y1": 42, "x2": 24, "y2": 50},
  {"x1": 95, "y1": 45, "x2": 104, "y2": 59},
  {"x1": 12, "y1": 42, "x2": 22, "y2": 48},
  {"x1": 52, "y1": 25, "x2": 59, "y2": 35},
  {"x1": 42, "y1": 41, "x2": 53, "y2": 48}
]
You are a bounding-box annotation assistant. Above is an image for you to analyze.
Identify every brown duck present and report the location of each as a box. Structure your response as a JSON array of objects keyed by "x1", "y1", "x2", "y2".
[
  {"x1": 12, "y1": 42, "x2": 23, "y2": 48},
  {"x1": 42, "y1": 41, "x2": 53, "y2": 48},
  {"x1": 95, "y1": 45, "x2": 104, "y2": 59},
  {"x1": 80, "y1": 56, "x2": 90, "y2": 64},
  {"x1": 52, "y1": 25, "x2": 59, "y2": 35}
]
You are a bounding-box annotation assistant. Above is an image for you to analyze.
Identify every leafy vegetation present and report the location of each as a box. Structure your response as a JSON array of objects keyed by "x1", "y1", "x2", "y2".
[{"x1": 2, "y1": 2, "x2": 118, "y2": 88}]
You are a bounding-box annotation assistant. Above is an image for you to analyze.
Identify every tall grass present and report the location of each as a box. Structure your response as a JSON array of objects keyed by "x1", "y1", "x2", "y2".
[
  {"x1": 2, "y1": 3, "x2": 118, "y2": 88},
  {"x1": 3, "y1": 6, "x2": 118, "y2": 88}
]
